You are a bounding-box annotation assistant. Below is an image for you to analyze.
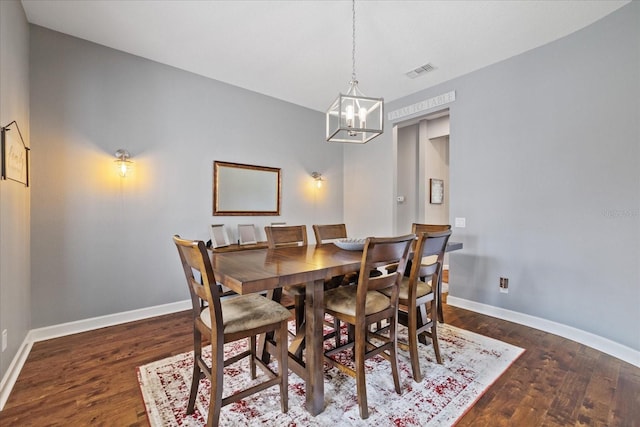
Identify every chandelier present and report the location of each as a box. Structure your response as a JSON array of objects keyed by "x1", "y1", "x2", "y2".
[{"x1": 326, "y1": 0, "x2": 383, "y2": 144}]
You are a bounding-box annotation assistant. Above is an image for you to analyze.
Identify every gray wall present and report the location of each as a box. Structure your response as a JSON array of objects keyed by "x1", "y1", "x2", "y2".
[
  {"x1": 0, "y1": 0, "x2": 31, "y2": 380},
  {"x1": 347, "y1": 2, "x2": 639, "y2": 350},
  {"x1": 29, "y1": 26, "x2": 344, "y2": 327}
]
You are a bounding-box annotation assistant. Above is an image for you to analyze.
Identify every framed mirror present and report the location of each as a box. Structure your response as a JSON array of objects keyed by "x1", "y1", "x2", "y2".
[{"x1": 213, "y1": 161, "x2": 281, "y2": 216}]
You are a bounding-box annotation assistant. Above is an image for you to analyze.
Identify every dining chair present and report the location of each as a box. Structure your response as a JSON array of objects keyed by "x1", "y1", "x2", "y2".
[
  {"x1": 312, "y1": 223, "x2": 348, "y2": 243},
  {"x1": 264, "y1": 225, "x2": 308, "y2": 331},
  {"x1": 410, "y1": 223, "x2": 451, "y2": 266},
  {"x1": 265, "y1": 224, "x2": 308, "y2": 248},
  {"x1": 384, "y1": 224, "x2": 450, "y2": 279},
  {"x1": 173, "y1": 235, "x2": 291, "y2": 427},
  {"x1": 323, "y1": 234, "x2": 414, "y2": 419},
  {"x1": 378, "y1": 229, "x2": 451, "y2": 383},
  {"x1": 412, "y1": 223, "x2": 451, "y2": 322},
  {"x1": 312, "y1": 223, "x2": 357, "y2": 288}
]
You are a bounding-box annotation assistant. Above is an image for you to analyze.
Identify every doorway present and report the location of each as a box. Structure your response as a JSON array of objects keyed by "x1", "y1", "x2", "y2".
[{"x1": 394, "y1": 110, "x2": 450, "y2": 234}]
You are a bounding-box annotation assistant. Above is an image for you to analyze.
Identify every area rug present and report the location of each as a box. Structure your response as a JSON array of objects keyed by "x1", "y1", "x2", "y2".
[{"x1": 137, "y1": 323, "x2": 524, "y2": 426}]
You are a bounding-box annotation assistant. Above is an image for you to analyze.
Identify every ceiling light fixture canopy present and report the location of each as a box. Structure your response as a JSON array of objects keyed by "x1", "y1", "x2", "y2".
[{"x1": 326, "y1": 0, "x2": 383, "y2": 144}]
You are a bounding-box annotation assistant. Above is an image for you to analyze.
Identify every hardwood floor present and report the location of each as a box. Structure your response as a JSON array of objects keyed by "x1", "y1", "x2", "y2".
[{"x1": 2, "y1": 305, "x2": 638, "y2": 426}]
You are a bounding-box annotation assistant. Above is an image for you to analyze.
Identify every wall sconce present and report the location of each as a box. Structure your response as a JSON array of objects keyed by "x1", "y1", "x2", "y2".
[
  {"x1": 311, "y1": 172, "x2": 324, "y2": 188},
  {"x1": 114, "y1": 149, "x2": 133, "y2": 177}
]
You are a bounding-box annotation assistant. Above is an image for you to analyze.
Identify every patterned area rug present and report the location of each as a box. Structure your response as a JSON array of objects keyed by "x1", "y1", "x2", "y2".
[{"x1": 137, "y1": 323, "x2": 524, "y2": 426}]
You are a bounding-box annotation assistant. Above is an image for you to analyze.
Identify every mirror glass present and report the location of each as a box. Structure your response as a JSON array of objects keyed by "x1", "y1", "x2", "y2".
[{"x1": 213, "y1": 161, "x2": 281, "y2": 216}]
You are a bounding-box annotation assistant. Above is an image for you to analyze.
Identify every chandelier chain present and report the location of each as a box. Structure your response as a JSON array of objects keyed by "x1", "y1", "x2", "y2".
[{"x1": 351, "y1": 0, "x2": 357, "y2": 83}]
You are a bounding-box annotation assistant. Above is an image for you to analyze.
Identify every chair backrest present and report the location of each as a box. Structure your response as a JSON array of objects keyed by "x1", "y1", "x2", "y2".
[
  {"x1": 173, "y1": 235, "x2": 223, "y2": 340},
  {"x1": 411, "y1": 223, "x2": 451, "y2": 234},
  {"x1": 264, "y1": 225, "x2": 308, "y2": 248},
  {"x1": 408, "y1": 229, "x2": 452, "y2": 292},
  {"x1": 356, "y1": 234, "x2": 415, "y2": 309},
  {"x1": 312, "y1": 223, "x2": 347, "y2": 244},
  {"x1": 410, "y1": 223, "x2": 451, "y2": 255}
]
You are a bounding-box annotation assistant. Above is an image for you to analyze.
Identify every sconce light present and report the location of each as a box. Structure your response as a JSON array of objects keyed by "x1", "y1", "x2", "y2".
[
  {"x1": 311, "y1": 172, "x2": 324, "y2": 188},
  {"x1": 114, "y1": 149, "x2": 133, "y2": 177}
]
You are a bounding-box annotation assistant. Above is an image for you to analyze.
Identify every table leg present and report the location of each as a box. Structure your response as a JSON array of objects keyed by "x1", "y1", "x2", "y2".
[
  {"x1": 305, "y1": 278, "x2": 325, "y2": 415},
  {"x1": 259, "y1": 288, "x2": 283, "y2": 364}
]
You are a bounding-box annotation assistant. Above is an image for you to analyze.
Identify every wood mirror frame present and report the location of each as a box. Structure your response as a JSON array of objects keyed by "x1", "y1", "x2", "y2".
[{"x1": 213, "y1": 161, "x2": 281, "y2": 216}]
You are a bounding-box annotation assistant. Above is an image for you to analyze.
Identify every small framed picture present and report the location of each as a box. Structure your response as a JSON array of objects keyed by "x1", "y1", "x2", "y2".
[
  {"x1": 430, "y1": 179, "x2": 444, "y2": 204},
  {"x1": 1, "y1": 123, "x2": 30, "y2": 186},
  {"x1": 238, "y1": 224, "x2": 257, "y2": 245},
  {"x1": 209, "y1": 224, "x2": 230, "y2": 248}
]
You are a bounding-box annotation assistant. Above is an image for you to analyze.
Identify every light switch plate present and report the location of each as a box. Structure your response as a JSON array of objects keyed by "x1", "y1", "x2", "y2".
[{"x1": 455, "y1": 217, "x2": 466, "y2": 228}]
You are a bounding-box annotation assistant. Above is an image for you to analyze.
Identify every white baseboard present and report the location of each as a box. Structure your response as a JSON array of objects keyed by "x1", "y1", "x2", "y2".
[
  {"x1": 27, "y1": 300, "x2": 191, "y2": 343},
  {"x1": 448, "y1": 296, "x2": 640, "y2": 368},
  {"x1": 0, "y1": 338, "x2": 33, "y2": 411},
  {"x1": 0, "y1": 299, "x2": 190, "y2": 411}
]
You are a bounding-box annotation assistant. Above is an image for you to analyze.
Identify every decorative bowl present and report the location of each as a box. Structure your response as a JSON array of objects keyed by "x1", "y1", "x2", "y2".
[{"x1": 333, "y1": 238, "x2": 366, "y2": 251}]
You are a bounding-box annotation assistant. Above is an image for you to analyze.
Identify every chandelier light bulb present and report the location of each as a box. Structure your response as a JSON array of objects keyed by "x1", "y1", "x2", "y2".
[
  {"x1": 345, "y1": 104, "x2": 354, "y2": 128},
  {"x1": 358, "y1": 107, "x2": 367, "y2": 128}
]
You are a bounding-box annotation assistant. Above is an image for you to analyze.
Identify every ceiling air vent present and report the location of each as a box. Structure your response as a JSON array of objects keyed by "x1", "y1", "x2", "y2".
[{"x1": 405, "y1": 63, "x2": 436, "y2": 79}]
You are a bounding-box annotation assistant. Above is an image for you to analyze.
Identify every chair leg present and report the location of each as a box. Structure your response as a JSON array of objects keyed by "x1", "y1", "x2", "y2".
[
  {"x1": 417, "y1": 305, "x2": 429, "y2": 345},
  {"x1": 278, "y1": 322, "x2": 289, "y2": 413},
  {"x1": 430, "y1": 302, "x2": 443, "y2": 364},
  {"x1": 388, "y1": 317, "x2": 402, "y2": 394},
  {"x1": 408, "y1": 307, "x2": 423, "y2": 383},
  {"x1": 250, "y1": 336, "x2": 257, "y2": 379},
  {"x1": 295, "y1": 294, "x2": 305, "y2": 333},
  {"x1": 437, "y1": 274, "x2": 445, "y2": 323},
  {"x1": 348, "y1": 324, "x2": 356, "y2": 361},
  {"x1": 187, "y1": 330, "x2": 202, "y2": 414},
  {"x1": 354, "y1": 324, "x2": 369, "y2": 419},
  {"x1": 208, "y1": 344, "x2": 224, "y2": 427},
  {"x1": 347, "y1": 324, "x2": 355, "y2": 344},
  {"x1": 437, "y1": 300, "x2": 445, "y2": 323},
  {"x1": 334, "y1": 317, "x2": 341, "y2": 348}
]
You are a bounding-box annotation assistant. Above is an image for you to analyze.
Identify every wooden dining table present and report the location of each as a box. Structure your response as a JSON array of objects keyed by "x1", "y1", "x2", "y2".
[{"x1": 210, "y1": 240, "x2": 463, "y2": 416}]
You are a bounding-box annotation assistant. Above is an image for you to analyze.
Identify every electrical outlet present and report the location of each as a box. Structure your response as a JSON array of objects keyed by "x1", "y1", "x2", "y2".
[
  {"x1": 499, "y1": 277, "x2": 509, "y2": 294},
  {"x1": 2, "y1": 329, "x2": 7, "y2": 352}
]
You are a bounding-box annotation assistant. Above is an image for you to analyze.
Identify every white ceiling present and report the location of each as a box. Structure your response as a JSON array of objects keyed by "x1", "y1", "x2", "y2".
[{"x1": 21, "y1": 0, "x2": 629, "y2": 112}]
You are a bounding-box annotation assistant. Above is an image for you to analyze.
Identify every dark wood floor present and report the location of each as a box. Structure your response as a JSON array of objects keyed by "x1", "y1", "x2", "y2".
[{"x1": 2, "y1": 305, "x2": 638, "y2": 426}]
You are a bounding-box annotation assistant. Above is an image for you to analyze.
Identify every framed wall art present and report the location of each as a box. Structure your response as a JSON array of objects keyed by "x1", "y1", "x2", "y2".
[
  {"x1": 430, "y1": 178, "x2": 444, "y2": 204},
  {"x1": 1, "y1": 121, "x2": 30, "y2": 187},
  {"x1": 209, "y1": 224, "x2": 230, "y2": 248},
  {"x1": 238, "y1": 224, "x2": 258, "y2": 245}
]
